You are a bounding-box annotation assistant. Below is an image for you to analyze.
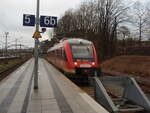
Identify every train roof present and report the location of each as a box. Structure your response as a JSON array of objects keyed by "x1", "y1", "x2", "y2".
[
  {"x1": 47, "y1": 38, "x2": 92, "y2": 53},
  {"x1": 66, "y1": 38, "x2": 92, "y2": 45}
]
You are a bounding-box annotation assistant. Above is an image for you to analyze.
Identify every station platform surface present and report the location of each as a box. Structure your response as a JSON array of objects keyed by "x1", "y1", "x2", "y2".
[{"x1": 0, "y1": 58, "x2": 109, "y2": 113}]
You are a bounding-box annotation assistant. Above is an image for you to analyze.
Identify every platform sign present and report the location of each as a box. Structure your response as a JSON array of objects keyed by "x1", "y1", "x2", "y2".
[
  {"x1": 23, "y1": 14, "x2": 35, "y2": 26},
  {"x1": 40, "y1": 16, "x2": 57, "y2": 28}
]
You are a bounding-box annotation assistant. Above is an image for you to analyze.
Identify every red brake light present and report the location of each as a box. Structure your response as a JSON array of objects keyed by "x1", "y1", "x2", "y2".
[
  {"x1": 74, "y1": 62, "x2": 78, "y2": 66},
  {"x1": 92, "y1": 62, "x2": 95, "y2": 65}
]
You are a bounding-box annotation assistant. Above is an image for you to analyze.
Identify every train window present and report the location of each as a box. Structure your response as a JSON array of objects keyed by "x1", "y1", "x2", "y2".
[
  {"x1": 54, "y1": 50, "x2": 57, "y2": 56},
  {"x1": 71, "y1": 45, "x2": 93, "y2": 59},
  {"x1": 58, "y1": 48, "x2": 61, "y2": 58},
  {"x1": 61, "y1": 48, "x2": 63, "y2": 58},
  {"x1": 63, "y1": 50, "x2": 67, "y2": 61},
  {"x1": 56, "y1": 50, "x2": 59, "y2": 56}
]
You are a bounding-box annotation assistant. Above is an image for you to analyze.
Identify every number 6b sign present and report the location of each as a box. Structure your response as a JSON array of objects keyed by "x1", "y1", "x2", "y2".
[
  {"x1": 23, "y1": 14, "x2": 57, "y2": 28},
  {"x1": 40, "y1": 16, "x2": 57, "y2": 27}
]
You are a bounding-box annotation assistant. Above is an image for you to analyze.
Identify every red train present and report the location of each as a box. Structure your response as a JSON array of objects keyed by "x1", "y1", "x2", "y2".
[{"x1": 47, "y1": 38, "x2": 99, "y2": 78}]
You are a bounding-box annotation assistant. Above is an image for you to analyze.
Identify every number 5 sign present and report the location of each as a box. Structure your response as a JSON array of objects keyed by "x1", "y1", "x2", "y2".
[
  {"x1": 40, "y1": 16, "x2": 57, "y2": 28},
  {"x1": 23, "y1": 14, "x2": 35, "y2": 26}
]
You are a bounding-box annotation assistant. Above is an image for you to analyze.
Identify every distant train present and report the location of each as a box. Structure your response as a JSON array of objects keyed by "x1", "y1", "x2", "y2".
[{"x1": 47, "y1": 38, "x2": 99, "y2": 78}]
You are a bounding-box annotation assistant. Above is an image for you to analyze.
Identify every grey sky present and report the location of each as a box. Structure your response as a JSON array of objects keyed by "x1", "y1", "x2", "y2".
[
  {"x1": 0, "y1": 0, "x2": 83, "y2": 48},
  {"x1": 0, "y1": 0, "x2": 147, "y2": 48}
]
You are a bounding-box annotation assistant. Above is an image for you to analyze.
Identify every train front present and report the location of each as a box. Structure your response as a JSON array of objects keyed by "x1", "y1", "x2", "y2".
[{"x1": 68, "y1": 39, "x2": 98, "y2": 77}]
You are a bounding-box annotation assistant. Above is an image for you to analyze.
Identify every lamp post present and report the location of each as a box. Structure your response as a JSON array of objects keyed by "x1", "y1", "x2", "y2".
[
  {"x1": 34, "y1": 0, "x2": 40, "y2": 89},
  {"x1": 5, "y1": 32, "x2": 9, "y2": 56}
]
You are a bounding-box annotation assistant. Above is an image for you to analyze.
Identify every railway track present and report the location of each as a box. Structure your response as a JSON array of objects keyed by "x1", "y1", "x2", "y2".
[
  {"x1": 80, "y1": 84, "x2": 119, "y2": 100},
  {"x1": 71, "y1": 72, "x2": 150, "y2": 113},
  {"x1": 102, "y1": 71, "x2": 150, "y2": 99},
  {"x1": 80, "y1": 85, "x2": 95, "y2": 99},
  {"x1": 136, "y1": 79, "x2": 150, "y2": 96},
  {"x1": 0, "y1": 59, "x2": 28, "y2": 81}
]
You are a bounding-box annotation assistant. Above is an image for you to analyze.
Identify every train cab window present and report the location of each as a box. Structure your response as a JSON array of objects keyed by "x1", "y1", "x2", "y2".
[{"x1": 71, "y1": 44, "x2": 93, "y2": 60}]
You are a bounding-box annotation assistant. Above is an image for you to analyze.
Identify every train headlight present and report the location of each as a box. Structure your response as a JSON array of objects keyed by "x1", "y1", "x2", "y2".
[
  {"x1": 74, "y1": 62, "x2": 78, "y2": 66},
  {"x1": 92, "y1": 62, "x2": 95, "y2": 65}
]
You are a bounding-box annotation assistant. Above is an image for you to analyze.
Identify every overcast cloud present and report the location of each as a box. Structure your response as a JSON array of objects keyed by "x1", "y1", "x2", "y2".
[
  {"x1": 0, "y1": 0, "x2": 147, "y2": 48},
  {"x1": 0, "y1": 0, "x2": 83, "y2": 48}
]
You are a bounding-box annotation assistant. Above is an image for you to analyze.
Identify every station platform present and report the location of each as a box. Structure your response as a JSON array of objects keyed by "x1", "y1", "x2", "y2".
[{"x1": 0, "y1": 58, "x2": 109, "y2": 113}]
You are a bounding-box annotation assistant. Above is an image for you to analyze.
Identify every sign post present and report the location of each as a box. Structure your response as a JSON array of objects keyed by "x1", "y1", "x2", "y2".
[
  {"x1": 23, "y1": 2, "x2": 57, "y2": 90},
  {"x1": 34, "y1": 0, "x2": 40, "y2": 89}
]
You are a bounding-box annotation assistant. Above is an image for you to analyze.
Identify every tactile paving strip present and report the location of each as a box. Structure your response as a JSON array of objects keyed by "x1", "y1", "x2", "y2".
[{"x1": 44, "y1": 63, "x2": 73, "y2": 113}]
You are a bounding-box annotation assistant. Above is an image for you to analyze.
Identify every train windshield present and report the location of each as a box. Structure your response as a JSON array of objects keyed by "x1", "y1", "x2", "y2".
[{"x1": 71, "y1": 45, "x2": 93, "y2": 59}]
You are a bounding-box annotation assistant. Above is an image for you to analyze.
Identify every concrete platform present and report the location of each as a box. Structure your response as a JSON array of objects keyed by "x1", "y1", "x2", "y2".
[{"x1": 0, "y1": 58, "x2": 109, "y2": 113}]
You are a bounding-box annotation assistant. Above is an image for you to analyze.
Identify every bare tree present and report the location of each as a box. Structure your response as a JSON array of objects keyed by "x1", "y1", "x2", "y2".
[
  {"x1": 94, "y1": 0, "x2": 128, "y2": 59},
  {"x1": 130, "y1": 1, "x2": 149, "y2": 43},
  {"x1": 54, "y1": 0, "x2": 128, "y2": 60}
]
